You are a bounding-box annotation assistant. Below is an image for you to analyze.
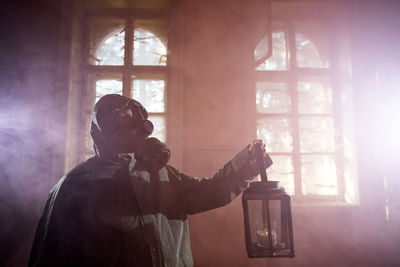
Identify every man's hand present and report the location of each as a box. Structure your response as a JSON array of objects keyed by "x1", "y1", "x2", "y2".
[{"x1": 248, "y1": 139, "x2": 266, "y2": 159}]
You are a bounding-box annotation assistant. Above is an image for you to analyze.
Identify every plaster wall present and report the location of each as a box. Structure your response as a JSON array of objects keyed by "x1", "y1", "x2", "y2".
[{"x1": 1, "y1": 0, "x2": 400, "y2": 266}]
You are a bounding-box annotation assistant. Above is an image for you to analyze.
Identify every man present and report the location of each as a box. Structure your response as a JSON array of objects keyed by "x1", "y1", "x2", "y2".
[{"x1": 29, "y1": 94, "x2": 271, "y2": 267}]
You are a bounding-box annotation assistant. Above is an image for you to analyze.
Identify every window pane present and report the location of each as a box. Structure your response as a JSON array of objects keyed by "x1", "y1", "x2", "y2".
[
  {"x1": 299, "y1": 116, "x2": 335, "y2": 153},
  {"x1": 82, "y1": 74, "x2": 122, "y2": 160},
  {"x1": 88, "y1": 19, "x2": 125, "y2": 66},
  {"x1": 132, "y1": 80, "x2": 165, "y2": 112},
  {"x1": 95, "y1": 79, "x2": 123, "y2": 104},
  {"x1": 257, "y1": 117, "x2": 293, "y2": 152},
  {"x1": 149, "y1": 115, "x2": 166, "y2": 142},
  {"x1": 133, "y1": 20, "x2": 167, "y2": 66},
  {"x1": 301, "y1": 155, "x2": 337, "y2": 195},
  {"x1": 298, "y1": 77, "x2": 332, "y2": 114},
  {"x1": 295, "y1": 22, "x2": 330, "y2": 68},
  {"x1": 269, "y1": 155, "x2": 295, "y2": 195},
  {"x1": 255, "y1": 32, "x2": 288, "y2": 71},
  {"x1": 256, "y1": 82, "x2": 290, "y2": 114}
]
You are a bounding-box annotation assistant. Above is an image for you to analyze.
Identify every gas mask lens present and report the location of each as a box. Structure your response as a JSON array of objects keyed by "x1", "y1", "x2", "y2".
[{"x1": 114, "y1": 106, "x2": 154, "y2": 136}]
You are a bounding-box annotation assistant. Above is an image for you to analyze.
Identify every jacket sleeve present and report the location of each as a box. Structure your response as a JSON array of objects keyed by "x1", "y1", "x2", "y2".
[{"x1": 169, "y1": 146, "x2": 271, "y2": 215}]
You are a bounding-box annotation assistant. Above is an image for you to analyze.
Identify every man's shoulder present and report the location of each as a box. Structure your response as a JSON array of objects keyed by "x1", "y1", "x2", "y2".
[
  {"x1": 64, "y1": 156, "x2": 123, "y2": 182},
  {"x1": 64, "y1": 156, "x2": 97, "y2": 181}
]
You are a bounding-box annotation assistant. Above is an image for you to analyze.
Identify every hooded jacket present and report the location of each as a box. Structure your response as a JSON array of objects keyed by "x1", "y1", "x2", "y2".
[{"x1": 28, "y1": 95, "x2": 267, "y2": 267}]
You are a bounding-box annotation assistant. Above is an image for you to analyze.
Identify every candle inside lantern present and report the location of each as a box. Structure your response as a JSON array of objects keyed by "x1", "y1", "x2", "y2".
[{"x1": 256, "y1": 229, "x2": 277, "y2": 248}]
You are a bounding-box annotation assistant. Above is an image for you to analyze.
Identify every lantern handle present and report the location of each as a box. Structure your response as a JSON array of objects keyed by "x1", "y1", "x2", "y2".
[{"x1": 255, "y1": 142, "x2": 269, "y2": 182}]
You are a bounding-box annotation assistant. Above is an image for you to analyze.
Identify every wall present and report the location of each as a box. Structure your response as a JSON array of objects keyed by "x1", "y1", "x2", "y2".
[
  {"x1": 176, "y1": 0, "x2": 256, "y2": 266},
  {"x1": 0, "y1": 0, "x2": 399, "y2": 266},
  {"x1": 172, "y1": 1, "x2": 400, "y2": 266},
  {"x1": 177, "y1": 1, "x2": 354, "y2": 266}
]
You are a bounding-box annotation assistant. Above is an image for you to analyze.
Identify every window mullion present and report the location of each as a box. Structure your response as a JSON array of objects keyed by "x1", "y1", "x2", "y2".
[
  {"x1": 288, "y1": 21, "x2": 302, "y2": 199},
  {"x1": 123, "y1": 17, "x2": 133, "y2": 97}
]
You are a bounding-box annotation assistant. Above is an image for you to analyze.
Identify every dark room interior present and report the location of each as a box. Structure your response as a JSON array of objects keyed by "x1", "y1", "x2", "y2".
[{"x1": 1, "y1": 0, "x2": 400, "y2": 266}]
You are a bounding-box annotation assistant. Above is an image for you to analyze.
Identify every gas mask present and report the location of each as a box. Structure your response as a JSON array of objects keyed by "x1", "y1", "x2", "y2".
[
  {"x1": 135, "y1": 137, "x2": 171, "y2": 171},
  {"x1": 91, "y1": 94, "x2": 170, "y2": 171}
]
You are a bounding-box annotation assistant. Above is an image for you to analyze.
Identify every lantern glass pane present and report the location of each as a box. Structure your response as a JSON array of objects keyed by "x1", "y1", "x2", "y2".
[{"x1": 246, "y1": 197, "x2": 293, "y2": 257}]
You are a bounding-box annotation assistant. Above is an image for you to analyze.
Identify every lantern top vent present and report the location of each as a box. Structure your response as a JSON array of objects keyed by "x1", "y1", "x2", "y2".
[{"x1": 249, "y1": 181, "x2": 284, "y2": 194}]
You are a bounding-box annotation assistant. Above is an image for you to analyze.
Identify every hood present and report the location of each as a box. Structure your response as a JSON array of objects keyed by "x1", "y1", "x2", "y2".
[{"x1": 90, "y1": 94, "x2": 150, "y2": 158}]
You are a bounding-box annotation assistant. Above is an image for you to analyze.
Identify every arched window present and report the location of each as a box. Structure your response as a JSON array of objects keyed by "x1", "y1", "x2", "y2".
[
  {"x1": 254, "y1": 18, "x2": 357, "y2": 204},
  {"x1": 77, "y1": 15, "x2": 169, "y2": 161}
]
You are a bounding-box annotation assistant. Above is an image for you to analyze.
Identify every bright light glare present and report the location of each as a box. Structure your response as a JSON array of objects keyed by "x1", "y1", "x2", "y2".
[{"x1": 370, "y1": 93, "x2": 400, "y2": 155}]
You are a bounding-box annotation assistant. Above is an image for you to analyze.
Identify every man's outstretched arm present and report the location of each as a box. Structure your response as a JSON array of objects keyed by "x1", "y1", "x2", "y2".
[{"x1": 169, "y1": 140, "x2": 272, "y2": 215}]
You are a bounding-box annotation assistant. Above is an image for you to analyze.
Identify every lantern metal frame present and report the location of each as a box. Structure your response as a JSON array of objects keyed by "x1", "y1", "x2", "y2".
[{"x1": 242, "y1": 144, "x2": 295, "y2": 258}]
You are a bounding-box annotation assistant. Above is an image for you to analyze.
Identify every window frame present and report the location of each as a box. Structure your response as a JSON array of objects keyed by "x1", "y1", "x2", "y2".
[
  {"x1": 255, "y1": 17, "x2": 355, "y2": 204},
  {"x1": 76, "y1": 9, "x2": 170, "y2": 162}
]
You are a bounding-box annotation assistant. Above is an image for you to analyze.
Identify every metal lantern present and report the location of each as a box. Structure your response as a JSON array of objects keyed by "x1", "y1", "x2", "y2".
[{"x1": 242, "y1": 145, "x2": 295, "y2": 258}]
